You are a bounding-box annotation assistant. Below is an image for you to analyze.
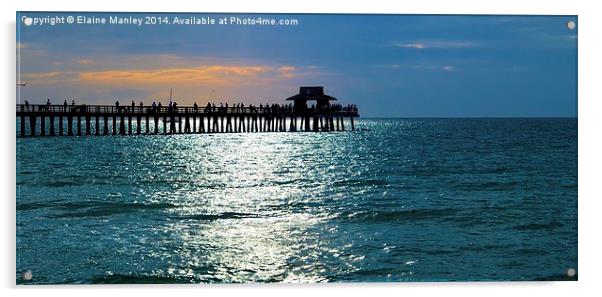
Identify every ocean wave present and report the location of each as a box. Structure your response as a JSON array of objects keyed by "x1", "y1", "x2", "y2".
[
  {"x1": 338, "y1": 208, "x2": 458, "y2": 223},
  {"x1": 513, "y1": 221, "x2": 564, "y2": 231},
  {"x1": 89, "y1": 273, "x2": 196, "y2": 284},
  {"x1": 47, "y1": 202, "x2": 177, "y2": 218},
  {"x1": 176, "y1": 212, "x2": 262, "y2": 221}
]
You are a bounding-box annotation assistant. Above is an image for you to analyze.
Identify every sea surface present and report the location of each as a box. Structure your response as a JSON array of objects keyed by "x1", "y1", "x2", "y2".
[{"x1": 16, "y1": 118, "x2": 578, "y2": 284}]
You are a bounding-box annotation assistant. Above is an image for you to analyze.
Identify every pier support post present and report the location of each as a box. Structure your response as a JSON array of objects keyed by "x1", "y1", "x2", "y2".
[
  {"x1": 226, "y1": 116, "x2": 232, "y2": 132},
  {"x1": 305, "y1": 116, "x2": 310, "y2": 131},
  {"x1": 146, "y1": 115, "x2": 150, "y2": 134},
  {"x1": 178, "y1": 116, "x2": 183, "y2": 134},
  {"x1": 213, "y1": 116, "x2": 219, "y2": 132},
  {"x1": 185, "y1": 115, "x2": 191, "y2": 133},
  {"x1": 20, "y1": 115, "x2": 25, "y2": 137},
  {"x1": 119, "y1": 114, "x2": 126, "y2": 135},
  {"x1": 313, "y1": 116, "x2": 319, "y2": 132},
  {"x1": 169, "y1": 116, "x2": 174, "y2": 134},
  {"x1": 289, "y1": 116, "x2": 295, "y2": 132},
  {"x1": 136, "y1": 116, "x2": 141, "y2": 135},
  {"x1": 59, "y1": 116, "x2": 63, "y2": 136},
  {"x1": 40, "y1": 114, "x2": 46, "y2": 136},
  {"x1": 85, "y1": 115, "x2": 91, "y2": 135},
  {"x1": 67, "y1": 115, "x2": 73, "y2": 136},
  {"x1": 351, "y1": 117, "x2": 355, "y2": 131},
  {"x1": 103, "y1": 116, "x2": 109, "y2": 135},
  {"x1": 154, "y1": 116, "x2": 159, "y2": 134},
  {"x1": 49, "y1": 115, "x2": 55, "y2": 136},
  {"x1": 112, "y1": 115, "x2": 117, "y2": 135},
  {"x1": 128, "y1": 115, "x2": 133, "y2": 135},
  {"x1": 29, "y1": 116, "x2": 36, "y2": 136},
  {"x1": 340, "y1": 117, "x2": 345, "y2": 131}
]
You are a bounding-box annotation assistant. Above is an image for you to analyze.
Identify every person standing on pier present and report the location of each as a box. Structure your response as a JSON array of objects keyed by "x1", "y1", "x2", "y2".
[{"x1": 193, "y1": 102, "x2": 198, "y2": 113}]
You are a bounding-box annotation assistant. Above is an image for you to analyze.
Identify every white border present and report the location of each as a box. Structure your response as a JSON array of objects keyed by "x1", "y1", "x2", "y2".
[{"x1": 2, "y1": 0, "x2": 600, "y2": 296}]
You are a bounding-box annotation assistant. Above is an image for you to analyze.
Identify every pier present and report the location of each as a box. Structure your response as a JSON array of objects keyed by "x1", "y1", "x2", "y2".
[{"x1": 16, "y1": 87, "x2": 359, "y2": 137}]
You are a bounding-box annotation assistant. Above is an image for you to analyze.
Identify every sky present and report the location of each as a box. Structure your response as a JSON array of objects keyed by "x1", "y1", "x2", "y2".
[{"x1": 16, "y1": 13, "x2": 577, "y2": 117}]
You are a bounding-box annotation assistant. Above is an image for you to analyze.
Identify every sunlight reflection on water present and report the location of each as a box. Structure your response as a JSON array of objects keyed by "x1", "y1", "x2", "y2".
[{"x1": 16, "y1": 119, "x2": 577, "y2": 283}]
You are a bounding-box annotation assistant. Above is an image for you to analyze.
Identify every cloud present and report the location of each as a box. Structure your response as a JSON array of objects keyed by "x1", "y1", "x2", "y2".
[
  {"x1": 394, "y1": 43, "x2": 426, "y2": 49},
  {"x1": 20, "y1": 64, "x2": 300, "y2": 87},
  {"x1": 78, "y1": 65, "x2": 275, "y2": 86},
  {"x1": 393, "y1": 41, "x2": 476, "y2": 49},
  {"x1": 378, "y1": 64, "x2": 456, "y2": 72},
  {"x1": 277, "y1": 66, "x2": 296, "y2": 78},
  {"x1": 20, "y1": 71, "x2": 79, "y2": 81},
  {"x1": 77, "y1": 59, "x2": 94, "y2": 65}
]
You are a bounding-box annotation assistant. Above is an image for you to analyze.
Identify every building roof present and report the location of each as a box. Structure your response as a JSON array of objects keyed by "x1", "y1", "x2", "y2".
[{"x1": 285, "y1": 86, "x2": 338, "y2": 101}]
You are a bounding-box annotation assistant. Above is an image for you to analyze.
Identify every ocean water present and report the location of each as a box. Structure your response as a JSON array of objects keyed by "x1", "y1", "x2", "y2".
[{"x1": 16, "y1": 118, "x2": 577, "y2": 284}]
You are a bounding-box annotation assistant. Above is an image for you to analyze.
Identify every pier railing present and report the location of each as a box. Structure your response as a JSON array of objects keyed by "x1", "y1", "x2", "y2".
[{"x1": 16, "y1": 104, "x2": 359, "y2": 117}]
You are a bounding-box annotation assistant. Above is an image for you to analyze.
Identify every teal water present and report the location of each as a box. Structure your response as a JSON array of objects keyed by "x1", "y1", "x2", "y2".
[{"x1": 16, "y1": 118, "x2": 577, "y2": 284}]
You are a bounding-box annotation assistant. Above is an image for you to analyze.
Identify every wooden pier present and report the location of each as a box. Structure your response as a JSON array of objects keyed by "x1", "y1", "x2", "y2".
[
  {"x1": 16, "y1": 87, "x2": 359, "y2": 137},
  {"x1": 16, "y1": 104, "x2": 359, "y2": 137}
]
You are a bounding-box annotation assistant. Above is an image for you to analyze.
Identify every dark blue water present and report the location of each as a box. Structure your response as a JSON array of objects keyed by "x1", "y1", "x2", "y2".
[{"x1": 16, "y1": 118, "x2": 577, "y2": 283}]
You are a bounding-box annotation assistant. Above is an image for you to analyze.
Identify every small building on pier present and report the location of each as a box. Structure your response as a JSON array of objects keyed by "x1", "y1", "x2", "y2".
[{"x1": 285, "y1": 86, "x2": 337, "y2": 113}]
